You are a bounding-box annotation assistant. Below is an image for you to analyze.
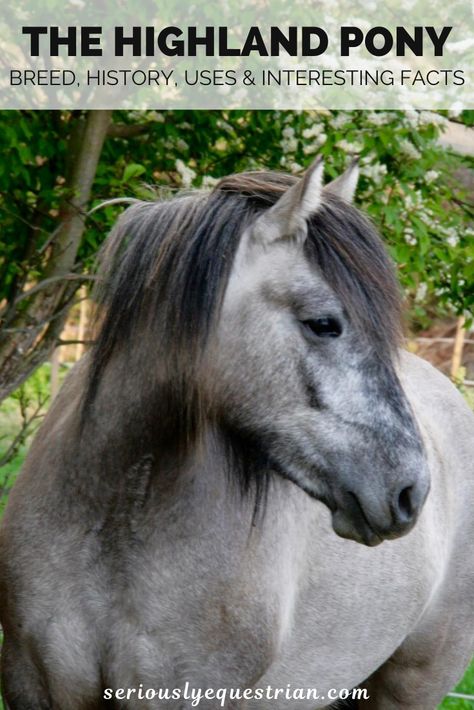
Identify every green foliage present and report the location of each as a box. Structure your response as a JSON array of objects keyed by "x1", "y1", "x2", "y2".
[
  {"x1": 1, "y1": 109, "x2": 472, "y2": 331},
  {"x1": 122, "y1": 162, "x2": 147, "y2": 183},
  {"x1": 439, "y1": 659, "x2": 474, "y2": 708},
  {"x1": 254, "y1": 110, "x2": 473, "y2": 328},
  {"x1": 0, "y1": 111, "x2": 69, "y2": 304},
  {"x1": 459, "y1": 110, "x2": 474, "y2": 127},
  {"x1": 0, "y1": 363, "x2": 57, "y2": 514}
]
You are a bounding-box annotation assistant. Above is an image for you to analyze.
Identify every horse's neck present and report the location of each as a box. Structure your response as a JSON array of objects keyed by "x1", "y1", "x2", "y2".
[
  {"x1": 74, "y1": 359, "x2": 233, "y2": 505},
  {"x1": 74, "y1": 351, "x2": 307, "y2": 540},
  {"x1": 63, "y1": 360, "x2": 312, "y2": 620}
]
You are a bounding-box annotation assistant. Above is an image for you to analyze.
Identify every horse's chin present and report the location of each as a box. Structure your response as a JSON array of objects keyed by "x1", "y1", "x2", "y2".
[
  {"x1": 273, "y1": 463, "x2": 416, "y2": 547},
  {"x1": 330, "y1": 507, "x2": 418, "y2": 547},
  {"x1": 331, "y1": 508, "x2": 385, "y2": 547},
  {"x1": 276, "y1": 470, "x2": 382, "y2": 546}
]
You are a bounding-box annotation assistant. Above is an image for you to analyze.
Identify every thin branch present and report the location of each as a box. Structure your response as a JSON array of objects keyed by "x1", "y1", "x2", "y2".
[
  {"x1": 107, "y1": 123, "x2": 151, "y2": 139},
  {"x1": 452, "y1": 197, "x2": 474, "y2": 213},
  {"x1": 0, "y1": 202, "x2": 50, "y2": 234},
  {"x1": 9, "y1": 274, "x2": 97, "y2": 307},
  {"x1": 37, "y1": 223, "x2": 65, "y2": 255},
  {"x1": 2, "y1": 295, "x2": 84, "y2": 334},
  {"x1": 0, "y1": 396, "x2": 47, "y2": 472},
  {"x1": 57, "y1": 339, "x2": 94, "y2": 346}
]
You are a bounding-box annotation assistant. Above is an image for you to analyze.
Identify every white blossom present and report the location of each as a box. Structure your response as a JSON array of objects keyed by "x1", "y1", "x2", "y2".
[
  {"x1": 331, "y1": 113, "x2": 352, "y2": 129},
  {"x1": 415, "y1": 282, "x2": 428, "y2": 302},
  {"x1": 424, "y1": 170, "x2": 439, "y2": 184},
  {"x1": 288, "y1": 162, "x2": 304, "y2": 173},
  {"x1": 216, "y1": 120, "x2": 234, "y2": 134},
  {"x1": 303, "y1": 133, "x2": 327, "y2": 154},
  {"x1": 148, "y1": 112, "x2": 165, "y2": 123},
  {"x1": 302, "y1": 124, "x2": 324, "y2": 139},
  {"x1": 403, "y1": 111, "x2": 419, "y2": 128},
  {"x1": 282, "y1": 126, "x2": 296, "y2": 139},
  {"x1": 202, "y1": 175, "x2": 219, "y2": 189},
  {"x1": 403, "y1": 190, "x2": 423, "y2": 211},
  {"x1": 418, "y1": 111, "x2": 448, "y2": 128},
  {"x1": 399, "y1": 139, "x2": 421, "y2": 161},
  {"x1": 366, "y1": 111, "x2": 392, "y2": 126},
  {"x1": 336, "y1": 139, "x2": 363, "y2": 154},
  {"x1": 404, "y1": 228, "x2": 417, "y2": 246},
  {"x1": 446, "y1": 229, "x2": 459, "y2": 248},
  {"x1": 281, "y1": 136, "x2": 298, "y2": 154},
  {"x1": 361, "y1": 162, "x2": 387, "y2": 184},
  {"x1": 175, "y1": 159, "x2": 196, "y2": 188},
  {"x1": 176, "y1": 139, "x2": 189, "y2": 152}
]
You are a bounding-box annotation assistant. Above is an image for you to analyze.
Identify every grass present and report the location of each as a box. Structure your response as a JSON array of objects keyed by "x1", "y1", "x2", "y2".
[
  {"x1": 0, "y1": 368, "x2": 473, "y2": 708},
  {"x1": 440, "y1": 657, "x2": 474, "y2": 708}
]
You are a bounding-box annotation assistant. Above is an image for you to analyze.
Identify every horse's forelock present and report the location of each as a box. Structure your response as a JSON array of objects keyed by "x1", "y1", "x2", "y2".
[{"x1": 306, "y1": 195, "x2": 403, "y2": 359}]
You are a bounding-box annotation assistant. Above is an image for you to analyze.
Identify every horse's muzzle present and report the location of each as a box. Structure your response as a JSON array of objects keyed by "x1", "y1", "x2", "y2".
[{"x1": 330, "y1": 474, "x2": 430, "y2": 546}]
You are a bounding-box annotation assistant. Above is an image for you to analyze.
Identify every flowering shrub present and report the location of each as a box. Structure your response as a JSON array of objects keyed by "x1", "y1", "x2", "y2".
[
  {"x1": 272, "y1": 110, "x2": 473, "y2": 326},
  {"x1": 1, "y1": 109, "x2": 473, "y2": 330}
]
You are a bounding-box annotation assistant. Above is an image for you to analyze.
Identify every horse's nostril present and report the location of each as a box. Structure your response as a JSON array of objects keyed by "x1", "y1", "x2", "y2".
[{"x1": 396, "y1": 485, "x2": 414, "y2": 522}]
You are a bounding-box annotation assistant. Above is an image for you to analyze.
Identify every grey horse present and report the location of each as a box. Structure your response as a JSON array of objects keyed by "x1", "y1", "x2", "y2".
[{"x1": 1, "y1": 157, "x2": 473, "y2": 709}]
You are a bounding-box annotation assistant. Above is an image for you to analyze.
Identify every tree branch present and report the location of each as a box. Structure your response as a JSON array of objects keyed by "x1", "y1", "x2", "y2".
[
  {"x1": 0, "y1": 110, "x2": 112, "y2": 403},
  {"x1": 57, "y1": 339, "x2": 94, "y2": 347},
  {"x1": 0, "y1": 391, "x2": 48, "y2": 476},
  {"x1": 107, "y1": 123, "x2": 151, "y2": 139},
  {"x1": 9, "y1": 274, "x2": 96, "y2": 308}
]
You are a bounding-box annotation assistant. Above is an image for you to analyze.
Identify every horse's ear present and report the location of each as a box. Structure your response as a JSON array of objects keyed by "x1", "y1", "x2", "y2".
[
  {"x1": 324, "y1": 158, "x2": 359, "y2": 203},
  {"x1": 253, "y1": 156, "x2": 324, "y2": 245}
]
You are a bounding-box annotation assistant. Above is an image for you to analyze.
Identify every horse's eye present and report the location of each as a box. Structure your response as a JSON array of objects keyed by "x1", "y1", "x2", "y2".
[{"x1": 303, "y1": 317, "x2": 342, "y2": 338}]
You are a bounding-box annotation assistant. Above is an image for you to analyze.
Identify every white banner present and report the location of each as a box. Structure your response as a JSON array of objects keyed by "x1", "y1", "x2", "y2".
[{"x1": 0, "y1": 0, "x2": 472, "y2": 109}]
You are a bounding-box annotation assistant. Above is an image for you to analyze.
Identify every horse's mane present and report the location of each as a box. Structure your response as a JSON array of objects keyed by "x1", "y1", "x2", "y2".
[{"x1": 84, "y1": 171, "x2": 402, "y2": 433}]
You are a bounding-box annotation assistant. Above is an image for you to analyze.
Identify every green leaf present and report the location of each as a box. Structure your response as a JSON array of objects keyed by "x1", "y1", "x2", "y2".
[{"x1": 122, "y1": 163, "x2": 146, "y2": 183}]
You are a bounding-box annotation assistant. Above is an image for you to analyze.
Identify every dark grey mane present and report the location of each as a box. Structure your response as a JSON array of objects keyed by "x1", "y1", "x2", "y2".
[{"x1": 84, "y1": 171, "x2": 402, "y2": 440}]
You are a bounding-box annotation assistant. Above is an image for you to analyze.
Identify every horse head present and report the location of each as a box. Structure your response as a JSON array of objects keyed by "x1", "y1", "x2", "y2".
[{"x1": 207, "y1": 157, "x2": 430, "y2": 545}]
